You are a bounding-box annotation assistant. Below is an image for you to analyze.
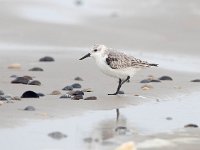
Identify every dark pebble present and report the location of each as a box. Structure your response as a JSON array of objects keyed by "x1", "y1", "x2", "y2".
[
  {"x1": 23, "y1": 76, "x2": 33, "y2": 80},
  {"x1": 118, "y1": 91, "x2": 125, "y2": 94},
  {"x1": 75, "y1": 0, "x2": 83, "y2": 6},
  {"x1": 71, "y1": 83, "x2": 81, "y2": 88},
  {"x1": 10, "y1": 75, "x2": 18, "y2": 78},
  {"x1": 29, "y1": 67, "x2": 44, "y2": 71},
  {"x1": 83, "y1": 137, "x2": 93, "y2": 143},
  {"x1": 150, "y1": 79, "x2": 161, "y2": 82},
  {"x1": 115, "y1": 126, "x2": 128, "y2": 135},
  {"x1": 37, "y1": 93, "x2": 45, "y2": 97},
  {"x1": 191, "y1": 79, "x2": 200, "y2": 82},
  {"x1": 159, "y1": 76, "x2": 173, "y2": 81},
  {"x1": 24, "y1": 106, "x2": 36, "y2": 111},
  {"x1": 140, "y1": 79, "x2": 151, "y2": 83},
  {"x1": 48, "y1": 131, "x2": 67, "y2": 140},
  {"x1": 60, "y1": 94, "x2": 71, "y2": 99},
  {"x1": 84, "y1": 96, "x2": 97, "y2": 100},
  {"x1": 62, "y1": 85, "x2": 73, "y2": 91},
  {"x1": 0, "y1": 90, "x2": 4, "y2": 95},
  {"x1": 21, "y1": 91, "x2": 39, "y2": 98},
  {"x1": 39, "y1": 56, "x2": 54, "y2": 62},
  {"x1": 74, "y1": 77, "x2": 83, "y2": 81},
  {"x1": 184, "y1": 124, "x2": 199, "y2": 128},
  {"x1": 71, "y1": 95, "x2": 83, "y2": 100},
  {"x1": 0, "y1": 96, "x2": 7, "y2": 101},
  {"x1": 166, "y1": 117, "x2": 173, "y2": 120},
  {"x1": 72, "y1": 90, "x2": 84, "y2": 96},
  {"x1": 11, "y1": 77, "x2": 30, "y2": 84},
  {"x1": 28, "y1": 80, "x2": 41, "y2": 86}
]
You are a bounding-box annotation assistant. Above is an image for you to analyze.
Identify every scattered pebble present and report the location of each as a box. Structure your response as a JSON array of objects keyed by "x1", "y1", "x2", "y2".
[
  {"x1": 48, "y1": 131, "x2": 67, "y2": 140},
  {"x1": 28, "y1": 80, "x2": 41, "y2": 86},
  {"x1": 37, "y1": 93, "x2": 45, "y2": 97},
  {"x1": 71, "y1": 95, "x2": 83, "y2": 100},
  {"x1": 74, "y1": 76, "x2": 83, "y2": 81},
  {"x1": 191, "y1": 79, "x2": 200, "y2": 82},
  {"x1": 39, "y1": 56, "x2": 54, "y2": 62},
  {"x1": 62, "y1": 85, "x2": 73, "y2": 91},
  {"x1": 115, "y1": 126, "x2": 128, "y2": 135},
  {"x1": 0, "y1": 96, "x2": 7, "y2": 101},
  {"x1": 72, "y1": 90, "x2": 84, "y2": 96},
  {"x1": 10, "y1": 75, "x2": 18, "y2": 78},
  {"x1": 21, "y1": 91, "x2": 39, "y2": 98},
  {"x1": 0, "y1": 90, "x2": 4, "y2": 95},
  {"x1": 29, "y1": 67, "x2": 44, "y2": 71},
  {"x1": 0, "y1": 101, "x2": 3, "y2": 105},
  {"x1": 166, "y1": 117, "x2": 173, "y2": 120},
  {"x1": 84, "y1": 96, "x2": 97, "y2": 100},
  {"x1": 141, "y1": 84, "x2": 153, "y2": 90},
  {"x1": 8, "y1": 63, "x2": 21, "y2": 69},
  {"x1": 184, "y1": 124, "x2": 198, "y2": 128},
  {"x1": 82, "y1": 88, "x2": 93, "y2": 92},
  {"x1": 159, "y1": 76, "x2": 173, "y2": 81},
  {"x1": 150, "y1": 79, "x2": 161, "y2": 82},
  {"x1": 83, "y1": 137, "x2": 93, "y2": 143},
  {"x1": 118, "y1": 91, "x2": 125, "y2": 94},
  {"x1": 71, "y1": 83, "x2": 81, "y2": 88},
  {"x1": 75, "y1": 0, "x2": 83, "y2": 6},
  {"x1": 140, "y1": 79, "x2": 151, "y2": 83},
  {"x1": 60, "y1": 94, "x2": 71, "y2": 99},
  {"x1": 24, "y1": 106, "x2": 36, "y2": 111},
  {"x1": 50, "y1": 90, "x2": 61, "y2": 95},
  {"x1": 23, "y1": 76, "x2": 33, "y2": 80},
  {"x1": 11, "y1": 77, "x2": 30, "y2": 84}
]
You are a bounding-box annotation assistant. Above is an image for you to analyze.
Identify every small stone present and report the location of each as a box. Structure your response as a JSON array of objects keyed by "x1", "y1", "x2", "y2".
[
  {"x1": 141, "y1": 84, "x2": 153, "y2": 90},
  {"x1": 0, "y1": 90, "x2": 4, "y2": 95},
  {"x1": 24, "y1": 106, "x2": 36, "y2": 111},
  {"x1": 21, "y1": 91, "x2": 39, "y2": 98},
  {"x1": 28, "y1": 80, "x2": 41, "y2": 86},
  {"x1": 8, "y1": 63, "x2": 21, "y2": 69},
  {"x1": 184, "y1": 124, "x2": 198, "y2": 128},
  {"x1": 150, "y1": 79, "x2": 161, "y2": 83},
  {"x1": 191, "y1": 79, "x2": 200, "y2": 82},
  {"x1": 10, "y1": 75, "x2": 18, "y2": 78},
  {"x1": 115, "y1": 142, "x2": 136, "y2": 150},
  {"x1": 118, "y1": 91, "x2": 125, "y2": 94},
  {"x1": 71, "y1": 83, "x2": 81, "y2": 88},
  {"x1": 4, "y1": 95, "x2": 13, "y2": 101},
  {"x1": 74, "y1": 76, "x2": 83, "y2": 81},
  {"x1": 60, "y1": 94, "x2": 71, "y2": 99},
  {"x1": 0, "y1": 96, "x2": 7, "y2": 101},
  {"x1": 140, "y1": 79, "x2": 151, "y2": 83},
  {"x1": 166, "y1": 117, "x2": 173, "y2": 120},
  {"x1": 23, "y1": 76, "x2": 33, "y2": 80},
  {"x1": 72, "y1": 90, "x2": 84, "y2": 96},
  {"x1": 82, "y1": 88, "x2": 93, "y2": 92},
  {"x1": 50, "y1": 90, "x2": 61, "y2": 95},
  {"x1": 84, "y1": 96, "x2": 97, "y2": 100},
  {"x1": 62, "y1": 86, "x2": 73, "y2": 91},
  {"x1": 0, "y1": 101, "x2": 3, "y2": 105},
  {"x1": 39, "y1": 56, "x2": 54, "y2": 62},
  {"x1": 37, "y1": 93, "x2": 45, "y2": 97},
  {"x1": 75, "y1": 0, "x2": 83, "y2": 6},
  {"x1": 159, "y1": 76, "x2": 173, "y2": 81},
  {"x1": 13, "y1": 96, "x2": 21, "y2": 100},
  {"x1": 29, "y1": 67, "x2": 44, "y2": 71},
  {"x1": 11, "y1": 77, "x2": 30, "y2": 84},
  {"x1": 83, "y1": 137, "x2": 93, "y2": 143},
  {"x1": 48, "y1": 131, "x2": 67, "y2": 140},
  {"x1": 115, "y1": 126, "x2": 128, "y2": 135},
  {"x1": 71, "y1": 95, "x2": 83, "y2": 100}
]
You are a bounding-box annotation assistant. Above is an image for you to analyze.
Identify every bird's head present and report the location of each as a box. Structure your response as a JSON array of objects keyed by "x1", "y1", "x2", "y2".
[{"x1": 79, "y1": 44, "x2": 107, "y2": 60}]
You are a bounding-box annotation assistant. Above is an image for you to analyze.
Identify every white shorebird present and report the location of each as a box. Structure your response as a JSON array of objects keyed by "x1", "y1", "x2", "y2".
[{"x1": 79, "y1": 44, "x2": 158, "y2": 95}]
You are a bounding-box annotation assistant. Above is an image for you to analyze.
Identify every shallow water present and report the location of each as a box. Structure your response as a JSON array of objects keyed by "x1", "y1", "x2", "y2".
[{"x1": 0, "y1": 92, "x2": 199, "y2": 150}]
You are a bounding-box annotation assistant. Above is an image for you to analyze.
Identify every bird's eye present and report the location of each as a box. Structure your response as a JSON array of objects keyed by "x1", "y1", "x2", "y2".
[{"x1": 94, "y1": 49, "x2": 97, "y2": 52}]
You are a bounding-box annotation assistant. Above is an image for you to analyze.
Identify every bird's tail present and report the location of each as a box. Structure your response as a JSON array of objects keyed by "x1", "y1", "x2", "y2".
[{"x1": 149, "y1": 63, "x2": 158, "y2": 67}]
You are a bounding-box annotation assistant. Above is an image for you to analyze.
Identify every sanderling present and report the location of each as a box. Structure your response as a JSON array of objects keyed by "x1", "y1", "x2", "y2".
[{"x1": 79, "y1": 44, "x2": 158, "y2": 95}]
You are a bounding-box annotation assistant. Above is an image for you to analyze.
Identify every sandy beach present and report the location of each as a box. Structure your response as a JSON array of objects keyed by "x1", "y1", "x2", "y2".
[{"x1": 0, "y1": 0, "x2": 200, "y2": 150}]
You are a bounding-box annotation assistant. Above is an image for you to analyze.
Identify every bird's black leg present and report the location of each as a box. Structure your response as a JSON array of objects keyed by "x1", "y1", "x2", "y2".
[
  {"x1": 108, "y1": 79, "x2": 122, "y2": 95},
  {"x1": 108, "y1": 76, "x2": 130, "y2": 95}
]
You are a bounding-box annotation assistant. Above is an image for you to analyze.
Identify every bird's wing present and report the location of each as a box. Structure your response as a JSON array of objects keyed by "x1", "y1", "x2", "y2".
[{"x1": 106, "y1": 51, "x2": 152, "y2": 69}]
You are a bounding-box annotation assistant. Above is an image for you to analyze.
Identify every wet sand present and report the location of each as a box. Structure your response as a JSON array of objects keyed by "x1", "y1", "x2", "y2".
[{"x1": 1, "y1": 0, "x2": 200, "y2": 149}]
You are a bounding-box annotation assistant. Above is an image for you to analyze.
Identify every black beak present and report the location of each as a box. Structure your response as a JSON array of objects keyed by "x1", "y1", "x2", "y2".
[{"x1": 79, "y1": 53, "x2": 91, "y2": 60}]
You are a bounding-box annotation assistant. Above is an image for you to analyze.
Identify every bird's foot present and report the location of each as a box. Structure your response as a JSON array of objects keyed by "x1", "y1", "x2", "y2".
[{"x1": 108, "y1": 92, "x2": 118, "y2": 95}]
